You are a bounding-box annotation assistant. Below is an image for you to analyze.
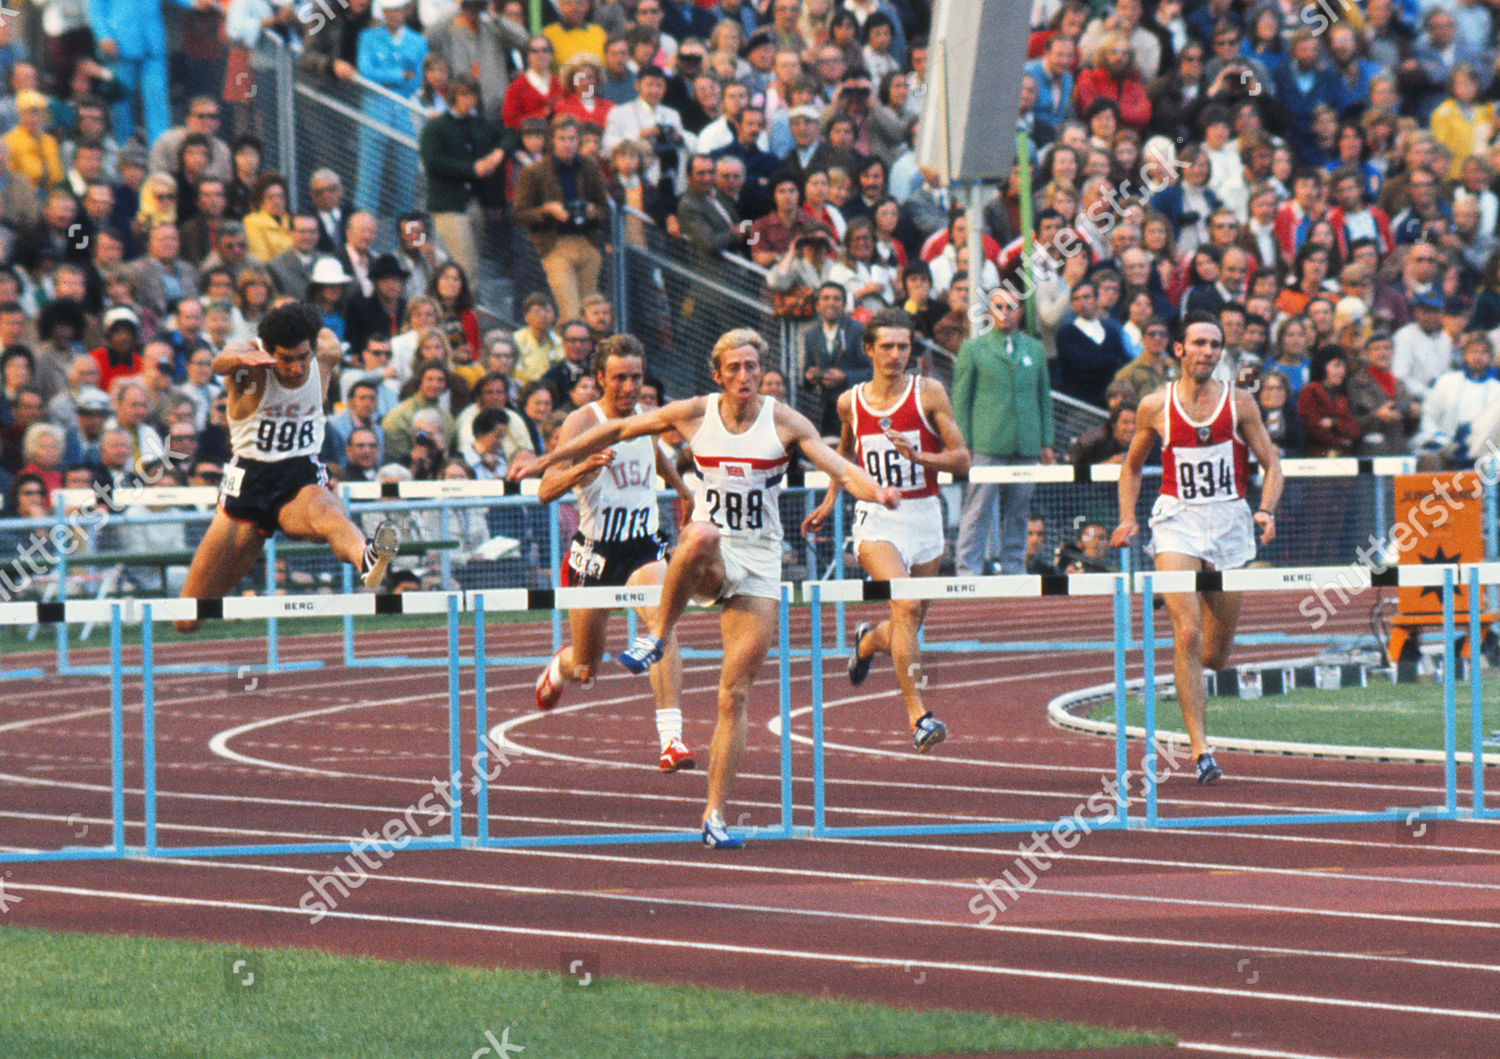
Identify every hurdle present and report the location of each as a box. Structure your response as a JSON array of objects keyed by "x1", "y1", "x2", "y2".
[
  {"x1": 0, "y1": 592, "x2": 466, "y2": 865},
  {"x1": 48, "y1": 486, "x2": 324, "y2": 678},
  {"x1": 799, "y1": 563, "x2": 1493, "y2": 839},
  {"x1": 468, "y1": 582, "x2": 801, "y2": 848},
  {"x1": 798, "y1": 458, "x2": 1414, "y2": 655}
]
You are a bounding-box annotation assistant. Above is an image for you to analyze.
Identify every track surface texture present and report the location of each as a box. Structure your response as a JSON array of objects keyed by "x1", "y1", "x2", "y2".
[{"x1": 2, "y1": 590, "x2": 1498, "y2": 1059}]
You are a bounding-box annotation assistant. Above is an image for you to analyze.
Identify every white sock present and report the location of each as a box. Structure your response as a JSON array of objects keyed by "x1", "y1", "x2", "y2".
[
  {"x1": 656, "y1": 707, "x2": 682, "y2": 747},
  {"x1": 547, "y1": 653, "x2": 564, "y2": 686}
]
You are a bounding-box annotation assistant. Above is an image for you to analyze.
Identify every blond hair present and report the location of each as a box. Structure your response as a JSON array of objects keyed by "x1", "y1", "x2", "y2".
[{"x1": 709, "y1": 328, "x2": 768, "y2": 373}]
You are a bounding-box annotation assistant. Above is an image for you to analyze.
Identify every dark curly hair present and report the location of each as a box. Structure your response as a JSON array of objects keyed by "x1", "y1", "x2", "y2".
[{"x1": 258, "y1": 301, "x2": 323, "y2": 352}]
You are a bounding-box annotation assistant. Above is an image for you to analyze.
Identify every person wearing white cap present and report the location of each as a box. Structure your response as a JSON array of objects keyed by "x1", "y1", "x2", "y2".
[
  {"x1": 174, "y1": 301, "x2": 400, "y2": 633},
  {"x1": 306, "y1": 256, "x2": 355, "y2": 339},
  {"x1": 89, "y1": 306, "x2": 144, "y2": 392},
  {"x1": 354, "y1": 0, "x2": 427, "y2": 213}
]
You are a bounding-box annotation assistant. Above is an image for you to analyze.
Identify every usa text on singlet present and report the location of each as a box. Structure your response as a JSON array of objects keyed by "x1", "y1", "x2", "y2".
[
  {"x1": 1160, "y1": 381, "x2": 1250, "y2": 504},
  {"x1": 228, "y1": 359, "x2": 325, "y2": 461},
  {"x1": 576, "y1": 401, "x2": 661, "y2": 541},
  {"x1": 689, "y1": 394, "x2": 788, "y2": 541}
]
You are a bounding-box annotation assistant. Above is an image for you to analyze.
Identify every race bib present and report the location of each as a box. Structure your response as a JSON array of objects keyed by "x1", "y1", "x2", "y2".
[
  {"x1": 567, "y1": 539, "x2": 607, "y2": 580},
  {"x1": 1173, "y1": 440, "x2": 1235, "y2": 503},
  {"x1": 861, "y1": 430, "x2": 924, "y2": 492},
  {"x1": 219, "y1": 463, "x2": 245, "y2": 500}
]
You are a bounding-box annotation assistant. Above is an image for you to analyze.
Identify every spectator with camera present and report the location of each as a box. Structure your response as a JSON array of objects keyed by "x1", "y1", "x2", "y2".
[
  {"x1": 603, "y1": 64, "x2": 693, "y2": 200},
  {"x1": 801, "y1": 280, "x2": 868, "y2": 435},
  {"x1": 381, "y1": 359, "x2": 457, "y2": 465},
  {"x1": 515, "y1": 116, "x2": 610, "y2": 322}
]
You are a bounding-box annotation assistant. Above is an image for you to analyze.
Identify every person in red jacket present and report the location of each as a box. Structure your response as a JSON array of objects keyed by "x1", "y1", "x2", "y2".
[
  {"x1": 89, "y1": 307, "x2": 145, "y2": 392},
  {"x1": 1296, "y1": 349, "x2": 1362, "y2": 456},
  {"x1": 1073, "y1": 33, "x2": 1152, "y2": 133},
  {"x1": 502, "y1": 36, "x2": 564, "y2": 131},
  {"x1": 1326, "y1": 166, "x2": 1394, "y2": 258}
]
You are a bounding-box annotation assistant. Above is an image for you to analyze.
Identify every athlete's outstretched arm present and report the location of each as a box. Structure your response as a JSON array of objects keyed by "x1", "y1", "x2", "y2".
[
  {"x1": 778, "y1": 402, "x2": 899, "y2": 509},
  {"x1": 1235, "y1": 389, "x2": 1283, "y2": 544},
  {"x1": 537, "y1": 405, "x2": 615, "y2": 504},
  {"x1": 1110, "y1": 392, "x2": 1164, "y2": 550},
  {"x1": 512, "y1": 397, "x2": 703, "y2": 481},
  {"x1": 801, "y1": 389, "x2": 856, "y2": 535}
]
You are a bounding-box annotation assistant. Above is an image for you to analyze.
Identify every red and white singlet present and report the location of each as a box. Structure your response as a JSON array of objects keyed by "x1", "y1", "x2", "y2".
[
  {"x1": 1160, "y1": 381, "x2": 1250, "y2": 504},
  {"x1": 851, "y1": 376, "x2": 942, "y2": 500}
]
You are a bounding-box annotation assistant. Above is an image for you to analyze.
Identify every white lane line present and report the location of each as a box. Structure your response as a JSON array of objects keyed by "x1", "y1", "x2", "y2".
[
  {"x1": 6, "y1": 882, "x2": 1497, "y2": 1022},
  {"x1": 1176, "y1": 1043, "x2": 1350, "y2": 1059},
  {"x1": 145, "y1": 855, "x2": 1500, "y2": 976},
  {"x1": 468, "y1": 846, "x2": 1500, "y2": 931}
]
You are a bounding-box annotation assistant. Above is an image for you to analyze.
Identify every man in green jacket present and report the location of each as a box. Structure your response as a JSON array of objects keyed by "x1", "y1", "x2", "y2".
[
  {"x1": 952, "y1": 294, "x2": 1055, "y2": 575},
  {"x1": 418, "y1": 74, "x2": 507, "y2": 283}
]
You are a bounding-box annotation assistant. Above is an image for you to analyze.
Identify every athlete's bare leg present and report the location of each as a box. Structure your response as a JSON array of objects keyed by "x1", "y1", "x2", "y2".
[
  {"x1": 559, "y1": 608, "x2": 610, "y2": 684},
  {"x1": 627, "y1": 559, "x2": 683, "y2": 716},
  {"x1": 1200, "y1": 589, "x2": 1243, "y2": 673},
  {"x1": 703, "y1": 593, "x2": 777, "y2": 825},
  {"x1": 274, "y1": 484, "x2": 367, "y2": 565},
  {"x1": 854, "y1": 542, "x2": 937, "y2": 729},
  {"x1": 175, "y1": 513, "x2": 268, "y2": 633},
  {"x1": 1155, "y1": 551, "x2": 1213, "y2": 757},
  {"x1": 646, "y1": 522, "x2": 726, "y2": 642}
]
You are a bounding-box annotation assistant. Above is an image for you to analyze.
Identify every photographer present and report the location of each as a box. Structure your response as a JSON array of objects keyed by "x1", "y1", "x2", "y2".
[
  {"x1": 514, "y1": 116, "x2": 611, "y2": 321},
  {"x1": 766, "y1": 225, "x2": 844, "y2": 318},
  {"x1": 602, "y1": 64, "x2": 694, "y2": 201}
]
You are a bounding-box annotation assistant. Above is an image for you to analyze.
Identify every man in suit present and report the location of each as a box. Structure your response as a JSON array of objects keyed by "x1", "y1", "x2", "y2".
[
  {"x1": 338, "y1": 211, "x2": 379, "y2": 299},
  {"x1": 802, "y1": 282, "x2": 868, "y2": 436},
  {"x1": 327, "y1": 381, "x2": 386, "y2": 467},
  {"x1": 514, "y1": 116, "x2": 611, "y2": 322},
  {"x1": 267, "y1": 213, "x2": 323, "y2": 298},
  {"x1": 675, "y1": 154, "x2": 745, "y2": 256},
  {"x1": 953, "y1": 293, "x2": 1055, "y2": 576},
  {"x1": 131, "y1": 223, "x2": 199, "y2": 319},
  {"x1": 308, "y1": 168, "x2": 350, "y2": 254}
]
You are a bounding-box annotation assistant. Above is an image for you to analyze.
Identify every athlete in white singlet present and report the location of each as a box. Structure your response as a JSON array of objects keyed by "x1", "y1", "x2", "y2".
[
  {"x1": 533, "y1": 335, "x2": 699, "y2": 772},
  {"x1": 174, "y1": 302, "x2": 399, "y2": 633},
  {"x1": 803, "y1": 308, "x2": 971, "y2": 752},
  {"x1": 520, "y1": 328, "x2": 899, "y2": 848},
  {"x1": 1111, "y1": 311, "x2": 1284, "y2": 784}
]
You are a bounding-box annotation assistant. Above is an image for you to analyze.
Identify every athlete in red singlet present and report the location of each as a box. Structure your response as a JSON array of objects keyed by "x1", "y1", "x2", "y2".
[
  {"x1": 1111, "y1": 311, "x2": 1284, "y2": 785},
  {"x1": 804, "y1": 308, "x2": 971, "y2": 751}
]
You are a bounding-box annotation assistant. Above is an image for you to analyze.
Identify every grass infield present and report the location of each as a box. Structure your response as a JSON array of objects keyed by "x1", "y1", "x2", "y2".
[
  {"x1": 0, "y1": 927, "x2": 1169, "y2": 1058},
  {"x1": 1094, "y1": 677, "x2": 1500, "y2": 752}
]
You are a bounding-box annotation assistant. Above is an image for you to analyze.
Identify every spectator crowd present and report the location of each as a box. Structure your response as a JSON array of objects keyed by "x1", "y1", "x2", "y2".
[{"x1": 0, "y1": 0, "x2": 1496, "y2": 584}]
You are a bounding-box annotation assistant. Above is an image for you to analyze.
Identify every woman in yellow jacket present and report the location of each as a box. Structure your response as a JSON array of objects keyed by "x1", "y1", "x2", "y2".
[
  {"x1": 241, "y1": 173, "x2": 295, "y2": 262},
  {"x1": 1, "y1": 91, "x2": 62, "y2": 191},
  {"x1": 1430, "y1": 64, "x2": 1495, "y2": 180}
]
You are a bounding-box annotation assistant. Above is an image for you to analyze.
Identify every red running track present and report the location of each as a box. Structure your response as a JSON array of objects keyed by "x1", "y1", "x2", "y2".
[{"x1": 0, "y1": 591, "x2": 1498, "y2": 1058}]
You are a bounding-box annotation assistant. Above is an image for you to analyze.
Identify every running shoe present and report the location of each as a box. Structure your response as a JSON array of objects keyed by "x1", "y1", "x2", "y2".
[
  {"x1": 535, "y1": 648, "x2": 565, "y2": 712},
  {"x1": 659, "y1": 737, "x2": 696, "y2": 773},
  {"x1": 702, "y1": 812, "x2": 744, "y2": 850},
  {"x1": 618, "y1": 634, "x2": 664, "y2": 675},
  {"x1": 360, "y1": 518, "x2": 400, "y2": 589},
  {"x1": 913, "y1": 712, "x2": 947, "y2": 753},
  {"x1": 1196, "y1": 752, "x2": 1223, "y2": 785},
  {"x1": 847, "y1": 621, "x2": 874, "y2": 687}
]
